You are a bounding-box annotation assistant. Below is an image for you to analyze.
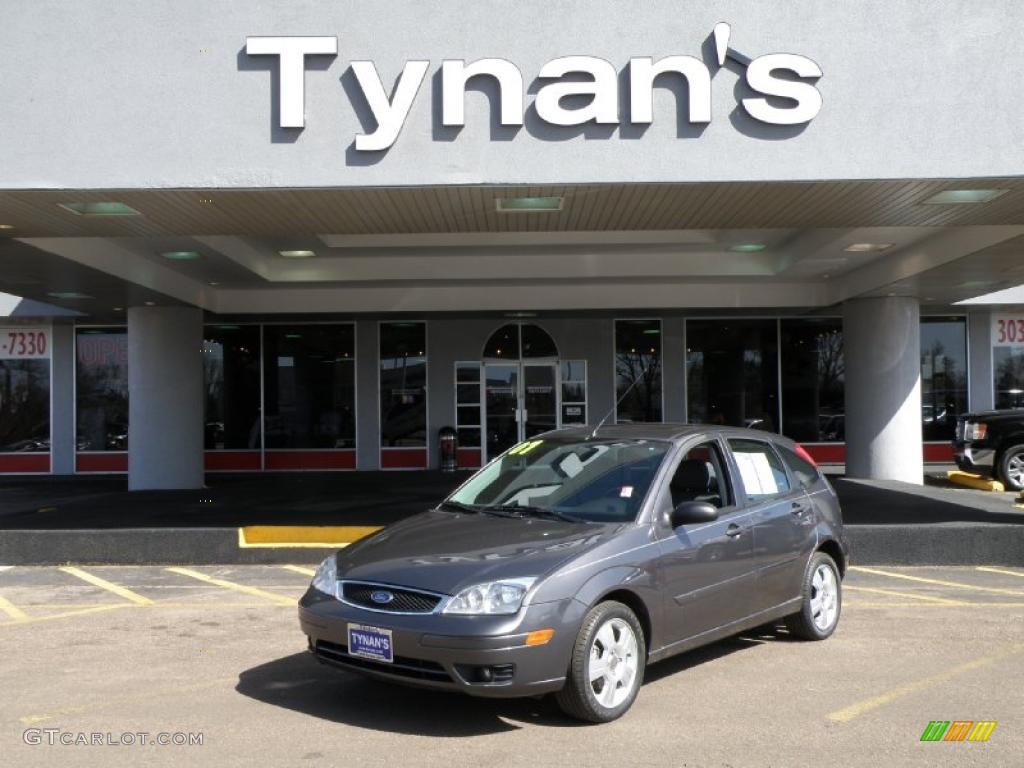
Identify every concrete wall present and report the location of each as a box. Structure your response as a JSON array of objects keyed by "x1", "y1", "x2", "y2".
[
  {"x1": 3, "y1": 1, "x2": 1024, "y2": 189},
  {"x1": 967, "y1": 309, "x2": 994, "y2": 412},
  {"x1": 49, "y1": 323, "x2": 75, "y2": 475}
]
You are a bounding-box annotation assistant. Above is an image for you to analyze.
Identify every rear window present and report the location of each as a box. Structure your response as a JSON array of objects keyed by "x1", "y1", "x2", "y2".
[
  {"x1": 727, "y1": 438, "x2": 791, "y2": 499},
  {"x1": 777, "y1": 445, "x2": 820, "y2": 489}
]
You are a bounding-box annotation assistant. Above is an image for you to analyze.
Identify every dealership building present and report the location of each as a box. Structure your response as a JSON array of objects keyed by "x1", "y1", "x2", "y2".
[{"x1": 2, "y1": 1, "x2": 1024, "y2": 490}]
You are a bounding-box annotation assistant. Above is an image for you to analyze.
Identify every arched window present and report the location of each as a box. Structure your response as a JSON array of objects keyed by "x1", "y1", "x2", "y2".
[{"x1": 482, "y1": 323, "x2": 558, "y2": 360}]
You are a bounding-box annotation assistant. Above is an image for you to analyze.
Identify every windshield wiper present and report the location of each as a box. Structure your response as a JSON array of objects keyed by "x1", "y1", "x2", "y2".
[
  {"x1": 495, "y1": 505, "x2": 585, "y2": 523},
  {"x1": 438, "y1": 500, "x2": 520, "y2": 518},
  {"x1": 437, "y1": 500, "x2": 484, "y2": 514}
]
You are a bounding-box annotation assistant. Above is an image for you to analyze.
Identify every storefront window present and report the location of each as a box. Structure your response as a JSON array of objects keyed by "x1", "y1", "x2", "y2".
[
  {"x1": 687, "y1": 319, "x2": 778, "y2": 431},
  {"x1": 75, "y1": 328, "x2": 128, "y2": 451},
  {"x1": 455, "y1": 362, "x2": 482, "y2": 448},
  {"x1": 921, "y1": 317, "x2": 968, "y2": 440},
  {"x1": 0, "y1": 358, "x2": 50, "y2": 452},
  {"x1": 615, "y1": 319, "x2": 662, "y2": 423},
  {"x1": 263, "y1": 325, "x2": 355, "y2": 449},
  {"x1": 780, "y1": 319, "x2": 844, "y2": 442},
  {"x1": 380, "y1": 322, "x2": 427, "y2": 447},
  {"x1": 561, "y1": 359, "x2": 587, "y2": 425},
  {"x1": 203, "y1": 325, "x2": 261, "y2": 450}
]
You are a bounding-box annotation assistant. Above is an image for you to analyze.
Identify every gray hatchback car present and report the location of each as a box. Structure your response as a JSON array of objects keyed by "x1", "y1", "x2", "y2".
[{"x1": 299, "y1": 424, "x2": 848, "y2": 722}]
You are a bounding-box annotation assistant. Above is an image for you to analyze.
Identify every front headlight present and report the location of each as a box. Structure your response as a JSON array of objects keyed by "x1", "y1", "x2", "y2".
[
  {"x1": 442, "y1": 578, "x2": 536, "y2": 615},
  {"x1": 311, "y1": 556, "x2": 338, "y2": 597}
]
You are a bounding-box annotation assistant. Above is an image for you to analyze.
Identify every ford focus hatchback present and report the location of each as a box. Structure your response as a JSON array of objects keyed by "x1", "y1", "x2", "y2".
[{"x1": 299, "y1": 424, "x2": 848, "y2": 723}]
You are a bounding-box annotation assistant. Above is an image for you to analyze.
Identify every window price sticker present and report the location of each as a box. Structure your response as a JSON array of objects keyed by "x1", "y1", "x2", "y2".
[
  {"x1": 992, "y1": 314, "x2": 1024, "y2": 348},
  {"x1": 0, "y1": 327, "x2": 50, "y2": 359}
]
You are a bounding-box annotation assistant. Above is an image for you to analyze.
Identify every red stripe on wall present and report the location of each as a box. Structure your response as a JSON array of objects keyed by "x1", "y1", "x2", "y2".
[
  {"x1": 205, "y1": 451, "x2": 262, "y2": 471},
  {"x1": 923, "y1": 443, "x2": 955, "y2": 463},
  {"x1": 381, "y1": 449, "x2": 428, "y2": 470},
  {"x1": 457, "y1": 448, "x2": 482, "y2": 469},
  {"x1": 76, "y1": 453, "x2": 128, "y2": 473},
  {"x1": 0, "y1": 453, "x2": 50, "y2": 473},
  {"x1": 264, "y1": 450, "x2": 356, "y2": 471}
]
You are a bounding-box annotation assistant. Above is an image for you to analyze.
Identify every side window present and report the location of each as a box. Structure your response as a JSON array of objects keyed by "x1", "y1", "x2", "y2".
[
  {"x1": 727, "y1": 438, "x2": 791, "y2": 500},
  {"x1": 667, "y1": 441, "x2": 731, "y2": 509},
  {"x1": 777, "y1": 445, "x2": 820, "y2": 489}
]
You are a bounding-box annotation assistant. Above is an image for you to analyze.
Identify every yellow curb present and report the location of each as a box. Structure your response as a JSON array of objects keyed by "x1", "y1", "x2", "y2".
[
  {"x1": 946, "y1": 470, "x2": 1005, "y2": 492},
  {"x1": 238, "y1": 525, "x2": 382, "y2": 548}
]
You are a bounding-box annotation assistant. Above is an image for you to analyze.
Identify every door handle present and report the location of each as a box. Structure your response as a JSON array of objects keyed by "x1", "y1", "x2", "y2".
[
  {"x1": 725, "y1": 524, "x2": 743, "y2": 538},
  {"x1": 791, "y1": 502, "x2": 809, "y2": 516}
]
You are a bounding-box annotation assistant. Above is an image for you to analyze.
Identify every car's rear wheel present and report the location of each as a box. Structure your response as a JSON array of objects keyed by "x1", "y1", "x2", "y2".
[
  {"x1": 784, "y1": 551, "x2": 841, "y2": 640},
  {"x1": 998, "y1": 445, "x2": 1024, "y2": 491},
  {"x1": 555, "y1": 601, "x2": 645, "y2": 723}
]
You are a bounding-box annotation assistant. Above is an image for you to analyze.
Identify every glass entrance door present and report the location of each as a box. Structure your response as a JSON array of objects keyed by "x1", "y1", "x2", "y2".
[
  {"x1": 483, "y1": 362, "x2": 559, "y2": 462},
  {"x1": 484, "y1": 364, "x2": 519, "y2": 462}
]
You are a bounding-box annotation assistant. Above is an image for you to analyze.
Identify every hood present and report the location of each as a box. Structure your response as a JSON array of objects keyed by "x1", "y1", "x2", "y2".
[{"x1": 335, "y1": 510, "x2": 615, "y2": 595}]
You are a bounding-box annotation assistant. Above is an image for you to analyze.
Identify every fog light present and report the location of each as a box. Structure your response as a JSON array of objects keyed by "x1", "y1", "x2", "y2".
[{"x1": 525, "y1": 628, "x2": 555, "y2": 646}]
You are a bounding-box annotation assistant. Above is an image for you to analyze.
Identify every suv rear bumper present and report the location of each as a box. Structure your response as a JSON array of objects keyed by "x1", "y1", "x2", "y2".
[{"x1": 953, "y1": 442, "x2": 995, "y2": 474}]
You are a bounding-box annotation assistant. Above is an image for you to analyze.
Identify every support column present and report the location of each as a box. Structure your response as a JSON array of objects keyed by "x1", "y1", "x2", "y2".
[
  {"x1": 355, "y1": 320, "x2": 379, "y2": 471},
  {"x1": 127, "y1": 306, "x2": 203, "y2": 490},
  {"x1": 843, "y1": 297, "x2": 923, "y2": 484},
  {"x1": 49, "y1": 323, "x2": 76, "y2": 475},
  {"x1": 967, "y1": 309, "x2": 994, "y2": 412}
]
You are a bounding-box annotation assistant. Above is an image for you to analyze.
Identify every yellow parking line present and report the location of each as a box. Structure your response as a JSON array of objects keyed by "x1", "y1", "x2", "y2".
[
  {"x1": 0, "y1": 595, "x2": 29, "y2": 621},
  {"x1": 59, "y1": 566, "x2": 154, "y2": 605},
  {"x1": 844, "y1": 585, "x2": 967, "y2": 606},
  {"x1": 828, "y1": 643, "x2": 1024, "y2": 722},
  {"x1": 848, "y1": 601, "x2": 1024, "y2": 608},
  {"x1": 0, "y1": 604, "x2": 134, "y2": 627},
  {"x1": 977, "y1": 566, "x2": 1024, "y2": 579},
  {"x1": 849, "y1": 566, "x2": 1024, "y2": 597},
  {"x1": 165, "y1": 567, "x2": 295, "y2": 606},
  {"x1": 279, "y1": 565, "x2": 315, "y2": 577}
]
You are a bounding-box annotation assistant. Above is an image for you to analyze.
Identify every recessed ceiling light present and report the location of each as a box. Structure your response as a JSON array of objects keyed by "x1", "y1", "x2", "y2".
[
  {"x1": 643, "y1": 328, "x2": 661, "y2": 335},
  {"x1": 278, "y1": 250, "x2": 316, "y2": 258},
  {"x1": 730, "y1": 243, "x2": 767, "y2": 253},
  {"x1": 144, "y1": 301, "x2": 156, "y2": 306},
  {"x1": 844, "y1": 243, "x2": 893, "y2": 253},
  {"x1": 161, "y1": 250, "x2": 201, "y2": 261},
  {"x1": 284, "y1": 333, "x2": 303, "y2": 339},
  {"x1": 0, "y1": 224, "x2": 14, "y2": 230},
  {"x1": 208, "y1": 281, "x2": 220, "y2": 286},
  {"x1": 112, "y1": 306, "x2": 123, "y2": 311},
  {"x1": 504, "y1": 311, "x2": 537, "y2": 318},
  {"x1": 496, "y1": 196, "x2": 563, "y2": 213},
  {"x1": 217, "y1": 325, "x2": 240, "y2": 330},
  {"x1": 47, "y1": 291, "x2": 93, "y2": 300},
  {"x1": 58, "y1": 201, "x2": 141, "y2": 216},
  {"x1": 923, "y1": 189, "x2": 1008, "y2": 204}
]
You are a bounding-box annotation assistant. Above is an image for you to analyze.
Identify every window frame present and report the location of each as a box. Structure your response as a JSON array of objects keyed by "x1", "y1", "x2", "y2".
[{"x1": 725, "y1": 437, "x2": 797, "y2": 506}]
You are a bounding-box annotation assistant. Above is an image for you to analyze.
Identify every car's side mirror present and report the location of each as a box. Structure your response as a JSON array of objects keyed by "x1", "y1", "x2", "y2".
[{"x1": 669, "y1": 500, "x2": 719, "y2": 528}]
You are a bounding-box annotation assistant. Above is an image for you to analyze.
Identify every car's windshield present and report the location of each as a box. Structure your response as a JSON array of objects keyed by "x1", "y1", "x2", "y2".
[{"x1": 444, "y1": 437, "x2": 672, "y2": 523}]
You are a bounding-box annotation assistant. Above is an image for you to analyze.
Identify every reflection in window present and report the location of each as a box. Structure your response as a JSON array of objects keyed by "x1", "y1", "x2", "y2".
[
  {"x1": 0, "y1": 359, "x2": 50, "y2": 452},
  {"x1": 380, "y1": 322, "x2": 427, "y2": 448},
  {"x1": 560, "y1": 359, "x2": 587, "y2": 425},
  {"x1": 615, "y1": 319, "x2": 662, "y2": 423},
  {"x1": 203, "y1": 325, "x2": 261, "y2": 450},
  {"x1": 263, "y1": 325, "x2": 355, "y2": 449},
  {"x1": 781, "y1": 319, "x2": 845, "y2": 442},
  {"x1": 76, "y1": 328, "x2": 128, "y2": 451},
  {"x1": 454, "y1": 362, "x2": 482, "y2": 449},
  {"x1": 482, "y1": 323, "x2": 558, "y2": 360},
  {"x1": 995, "y1": 347, "x2": 1024, "y2": 410},
  {"x1": 921, "y1": 317, "x2": 967, "y2": 440},
  {"x1": 482, "y1": 324, "x2": 519, "y2": 359},
  {"x1": 687, "y1": 320, "x2": 778, "y2": 431}
]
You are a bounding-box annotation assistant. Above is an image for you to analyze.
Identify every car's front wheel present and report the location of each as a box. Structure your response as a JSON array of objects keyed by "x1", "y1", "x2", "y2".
[
  {"x1": 785, "y1": 551, "x2": 842, "y2": 640},
  {"x1": 998, "y1": 444, "x2": 1024, "y2": 492},
  {"x1": 555, "y1": 601, "x2": 645, "y2": 723}
]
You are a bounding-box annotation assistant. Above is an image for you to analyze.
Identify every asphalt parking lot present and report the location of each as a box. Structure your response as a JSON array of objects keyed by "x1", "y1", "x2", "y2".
[{"x1": 2, "y1": 565, "x2": 1022, "y2": 768}]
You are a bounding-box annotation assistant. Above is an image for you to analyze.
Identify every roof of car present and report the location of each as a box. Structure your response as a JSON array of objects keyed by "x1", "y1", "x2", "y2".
[{"x1": 547, "y1": 423, "x2": 794, "y2": 444}]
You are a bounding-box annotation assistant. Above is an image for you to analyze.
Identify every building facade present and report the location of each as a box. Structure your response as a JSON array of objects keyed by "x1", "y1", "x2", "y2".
[{"x1": 2, "y1": 1, "x2": 1024, "y2": 488}]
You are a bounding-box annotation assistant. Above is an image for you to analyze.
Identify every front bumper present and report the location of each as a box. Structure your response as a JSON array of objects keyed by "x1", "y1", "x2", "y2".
[
  {"x1": 953, "y1": 441, "x2": 995, "y2": 474},
  {"x1": 298, "y1": 588, "x2": 584, "y2": 698}
]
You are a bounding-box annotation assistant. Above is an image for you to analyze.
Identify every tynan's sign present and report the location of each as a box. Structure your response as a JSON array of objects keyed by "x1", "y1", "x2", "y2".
[{"x1": 245, "y1": 22, "x2": 822, "y2": 151}]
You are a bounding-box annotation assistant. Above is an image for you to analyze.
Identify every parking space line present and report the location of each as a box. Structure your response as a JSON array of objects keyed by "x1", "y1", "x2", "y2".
[
  {"x1": 279, "y1": 565, "x2": 315, "y2": 577},
  {"x1": 849, "y1": 566, "x2": 1024, "y2": 597},
  {"x1": 0, "y1": 604, "x2": 134, "y2": 627},
  {"x1": 59, "y1": 566, "x2": 154, "y2": 605},
  {"x1": 0, "y1": 594, "x2": 29, "y2": 621},
  {"x1": 844, "y1": 585, "x2": 967, "y2": 606},
  {"x1": 977, "y1": 566, "x2": 1024, "y2": 579},
  {"x1": 165, "y1": 567, "x2": 296, "y2": 606},
  {"x1": 828, "y1": 643, "x2": 1024, "y2": 722}
]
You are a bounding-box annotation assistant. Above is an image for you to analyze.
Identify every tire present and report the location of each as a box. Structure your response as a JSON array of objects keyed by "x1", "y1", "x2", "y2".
[
  {"x1": 998, "y1": 445, "x2": 1024, "y2": 492},
  {"x1": 555, "y1": 601, "x2": 646, "y2": 723},
  {"x1": 784, "y1": 551, "x2": 842, "y2": 641}
]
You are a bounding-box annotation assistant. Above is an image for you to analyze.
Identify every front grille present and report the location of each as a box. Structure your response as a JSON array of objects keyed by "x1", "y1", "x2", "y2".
[
  {"x1": 341, "y1": 582, "x2": 443, "y2": 613},
  {"x1": 313, "y1": 639, "x2": 452, "y2": 683}
]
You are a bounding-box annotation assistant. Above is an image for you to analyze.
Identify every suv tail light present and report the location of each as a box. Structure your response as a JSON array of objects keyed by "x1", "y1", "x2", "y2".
[
  {"x1": 966, "y1": 422, "x2": 988, "y2": 441},
  {"x1": 794, "y1": 443, "x2": 818, "y2": 468}
]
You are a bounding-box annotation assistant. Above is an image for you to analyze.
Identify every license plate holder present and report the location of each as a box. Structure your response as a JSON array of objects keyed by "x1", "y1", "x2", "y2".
[{"x1": 347, "y1": 623, "x2": 394, "y2": 663}]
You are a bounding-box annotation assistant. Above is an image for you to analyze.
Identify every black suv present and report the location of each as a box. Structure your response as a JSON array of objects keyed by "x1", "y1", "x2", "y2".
[{"x1": 953, "y1": 410, "x2": 1024, "y2": 491}]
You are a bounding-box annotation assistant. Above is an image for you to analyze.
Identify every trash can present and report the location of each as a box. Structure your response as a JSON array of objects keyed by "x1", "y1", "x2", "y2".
[{"x1": 439, "y1": 426, "x2": 458, "y2": 473}]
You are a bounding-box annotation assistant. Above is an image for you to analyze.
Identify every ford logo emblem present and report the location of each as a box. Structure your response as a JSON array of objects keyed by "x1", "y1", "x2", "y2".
[{"x1": 370, "y1": 590, "x2": 394, "y2": 605}]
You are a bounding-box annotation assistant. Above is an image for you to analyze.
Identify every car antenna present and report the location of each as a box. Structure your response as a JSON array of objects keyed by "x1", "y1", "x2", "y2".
[{"x1": 590, "y1": 369, "x2": 647, "y2": 438}]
